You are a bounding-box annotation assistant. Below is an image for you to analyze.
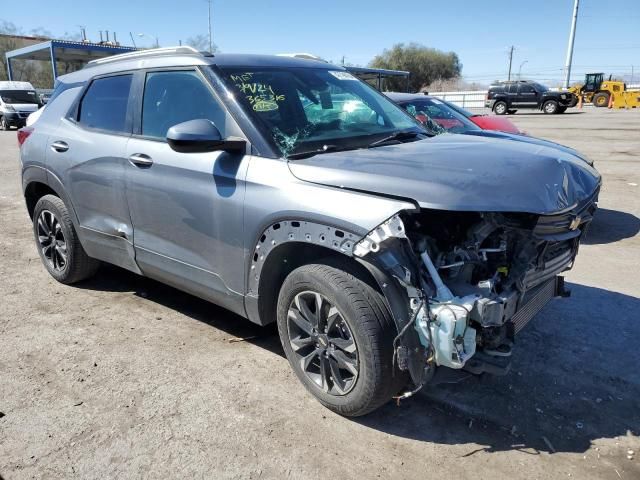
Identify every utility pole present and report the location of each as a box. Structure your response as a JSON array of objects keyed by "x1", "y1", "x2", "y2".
[
  {"x1": 564, "y1": 0, "x2": 580, "y2": 88},
  {"x1": 207, "y1": 0, "x2": 213, "y2": 52},
  {"x1": 507, "y1": 46, "x2": 514, "y2": 81}
]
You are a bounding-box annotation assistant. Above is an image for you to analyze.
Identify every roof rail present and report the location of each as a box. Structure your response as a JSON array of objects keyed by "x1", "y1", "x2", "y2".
[{"x1": 86, "y1": 46, "x2": 207, "y2": 67}]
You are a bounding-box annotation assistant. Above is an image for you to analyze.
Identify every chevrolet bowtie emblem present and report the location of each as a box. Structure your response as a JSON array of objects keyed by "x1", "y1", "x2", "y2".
[{"x1": 569, "y1": 216, "x2": 582, "y2": 231}]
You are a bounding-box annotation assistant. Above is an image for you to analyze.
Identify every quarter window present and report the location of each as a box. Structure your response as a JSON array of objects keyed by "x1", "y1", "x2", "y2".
[
  {"x1": 78, "y1": 75, "x2": 133, "y2": 133},
  {"x1": 141, "y1": 70, "x2": 225, "y2": 139}
]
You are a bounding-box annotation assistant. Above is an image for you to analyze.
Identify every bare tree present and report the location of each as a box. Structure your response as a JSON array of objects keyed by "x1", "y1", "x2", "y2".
[{"x1": 185, "y1": 34, "x2": 217, "y2": 53}]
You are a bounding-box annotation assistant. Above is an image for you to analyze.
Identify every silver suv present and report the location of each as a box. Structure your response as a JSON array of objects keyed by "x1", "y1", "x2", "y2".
[{"x1": 18, "y1": 47, "x2": 601, "y2": 416}]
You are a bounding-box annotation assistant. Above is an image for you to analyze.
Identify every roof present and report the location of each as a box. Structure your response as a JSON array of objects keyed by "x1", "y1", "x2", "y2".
[
  {"x1": 59, "y1": 48, "x2": 345, "y2": 83},
  {"x1": 5, "y1": 39, "x2": 137, "y2": 63},
  {"x1": 0, "y1": 81, "x2": 35, "y2": 90},
  {"x1": 345, "y1": 66, "x2": 410, "y2": 79}
]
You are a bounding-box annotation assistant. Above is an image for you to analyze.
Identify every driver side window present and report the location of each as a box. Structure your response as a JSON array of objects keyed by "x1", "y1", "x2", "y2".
[{"x1": 141, "y1": 70, "x2": 226, "y2": 139}]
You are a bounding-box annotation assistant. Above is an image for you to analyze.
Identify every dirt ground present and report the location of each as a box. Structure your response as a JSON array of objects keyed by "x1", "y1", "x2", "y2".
[{"x1": 1, "y1": 108, "x2": 639, "y2": 479}]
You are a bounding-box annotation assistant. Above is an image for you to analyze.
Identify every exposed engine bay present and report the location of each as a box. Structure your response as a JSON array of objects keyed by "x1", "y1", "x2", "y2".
[{"x1": 354, "y1": 200, "x2": 596, "y2": 394}]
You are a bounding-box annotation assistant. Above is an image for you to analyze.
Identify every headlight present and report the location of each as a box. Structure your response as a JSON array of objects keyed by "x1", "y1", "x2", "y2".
[{"x1": 5, "y1": 105, "x2": 16, "y2": 112}]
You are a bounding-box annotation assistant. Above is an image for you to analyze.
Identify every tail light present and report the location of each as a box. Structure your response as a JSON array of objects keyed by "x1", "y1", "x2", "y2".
[{"x1": 17, "y1": 127, "x2": 34, "y2": 147}]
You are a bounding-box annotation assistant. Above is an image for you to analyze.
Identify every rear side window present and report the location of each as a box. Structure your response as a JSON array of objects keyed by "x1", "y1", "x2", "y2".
[
  {"x1": 141, "y1": 70, "x2": 225, "y2": 139},
  {"x1": 78, "y1": 75, "x2": 133, "y2": 133}
]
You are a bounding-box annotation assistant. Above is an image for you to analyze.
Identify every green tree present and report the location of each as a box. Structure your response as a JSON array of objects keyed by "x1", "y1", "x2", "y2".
[{"x1": 369, "y1": 43, "x2": 462, "y2": 92}]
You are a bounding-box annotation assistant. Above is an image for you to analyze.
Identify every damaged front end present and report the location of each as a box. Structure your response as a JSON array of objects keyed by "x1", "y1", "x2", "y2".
[{"x1": 354, "y1": 198, "x2": 597, "y2": 394}]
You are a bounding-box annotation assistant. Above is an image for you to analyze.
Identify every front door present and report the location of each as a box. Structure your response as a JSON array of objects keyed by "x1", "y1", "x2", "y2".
[
  {"x1": 516, "y1": 83, "x2": 538, "y2": 107},
  {"x1": 124, "y1": 69, "x2": 249, "y2": 312},
  {"x1": 48, "y1": 73, "x2": 138, "y2": 273}
]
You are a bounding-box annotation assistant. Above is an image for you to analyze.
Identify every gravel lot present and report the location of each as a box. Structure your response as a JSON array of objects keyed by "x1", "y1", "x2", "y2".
[{"x1": 1, "y1": 108, "x2": 639, "y2": 479}]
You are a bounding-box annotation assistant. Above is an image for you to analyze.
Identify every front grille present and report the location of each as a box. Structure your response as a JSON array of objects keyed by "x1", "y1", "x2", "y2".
[
  {"x1": 534, "y1": 195, "x2": 598, "y2": 237},
  {"x1": 523, "y1": 246, "x2": 573, "y2": 290},
  {"x1": 511, "y1": 278, "x2": 557, "y2": 334}
]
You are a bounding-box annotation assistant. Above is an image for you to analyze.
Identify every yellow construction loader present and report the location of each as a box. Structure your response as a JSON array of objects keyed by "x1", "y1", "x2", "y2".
[{"x1": 568, "y1": 72, "x2": 640, "y2": 109}]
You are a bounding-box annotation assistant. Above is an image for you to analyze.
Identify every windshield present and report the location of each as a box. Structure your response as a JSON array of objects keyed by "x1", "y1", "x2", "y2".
[
  {"x1": 1, "y1": 90, "x2": 40, "y2": 105},
  {"x1": 216, "y1": 66, "x2": 423, "y2": 157},
  {"x1": 399, "y1": 98, "x2": 480, "y2": 134}
]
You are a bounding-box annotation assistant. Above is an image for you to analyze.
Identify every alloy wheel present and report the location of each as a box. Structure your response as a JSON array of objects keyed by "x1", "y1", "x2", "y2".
[
  {"x1": 37, "y1": 210, "x2": 68, "y2": 271},
  {"x1": 287, "y1": 291, "x2": 359, "y2": 396}
]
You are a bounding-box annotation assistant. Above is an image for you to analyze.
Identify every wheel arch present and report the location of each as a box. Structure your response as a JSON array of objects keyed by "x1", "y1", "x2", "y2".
[
  {"x1": 245, "y1": 219, "x2": 371, "y2": 326},
  {"x1": 23, "y1": 169, "x2": 80, "y2": 228}
]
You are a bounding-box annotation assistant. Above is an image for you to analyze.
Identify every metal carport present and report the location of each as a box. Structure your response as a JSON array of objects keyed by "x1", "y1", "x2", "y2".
[
  {"x1": 345, "y1": 66, "x2": 411, "y2": 92},
  {"x1": 5, "y1": 40, "x2": 137, "y2": 86}
]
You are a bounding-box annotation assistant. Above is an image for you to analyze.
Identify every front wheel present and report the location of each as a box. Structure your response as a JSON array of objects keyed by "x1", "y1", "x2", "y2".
[
  {"x1": 592, "y1": 92, "x2": 610, "y2": 107},
  {"x1": 543, "y1": 100, "x2": 559, "y2": 114},
  {"x1": 277, "y1": 262, "x2": 403, "y2": 416}
]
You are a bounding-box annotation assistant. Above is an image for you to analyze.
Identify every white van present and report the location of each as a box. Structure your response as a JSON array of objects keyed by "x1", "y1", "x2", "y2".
[{"x1": 0, "y1": 81, "x2": 41, "y2": 130}]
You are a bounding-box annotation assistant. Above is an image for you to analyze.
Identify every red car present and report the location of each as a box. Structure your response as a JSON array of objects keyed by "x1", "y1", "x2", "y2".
[{"x1": 443, "y1": 100, "x2": 525, "y2": 135}]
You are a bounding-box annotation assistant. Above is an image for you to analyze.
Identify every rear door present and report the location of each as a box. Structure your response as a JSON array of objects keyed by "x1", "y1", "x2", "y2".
[
  {"x1": 506, "y1": 83, "x2": 519, "y2": 107},
  {"x1": 124, "y1": 68, "x2": 249, "y2": 311},
  {"x1": 47, "y1": 73, "x2": 139, "y2": 272}
]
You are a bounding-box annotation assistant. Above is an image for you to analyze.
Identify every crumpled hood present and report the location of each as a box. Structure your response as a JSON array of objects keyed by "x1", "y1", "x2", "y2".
[{"x1": 288, "y1": 134, "x2": 601, "y2": 214}]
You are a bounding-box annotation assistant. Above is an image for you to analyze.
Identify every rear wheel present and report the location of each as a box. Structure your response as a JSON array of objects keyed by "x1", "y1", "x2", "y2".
[
  {"x1": 542, "y1": 100, "x2": 558, "y2": 114},
  {"x1": 33, "y1": 195, "x2": 100, "y2": 284},
  {"x1": 276, "y1": 262, "x2": 403, "y2": 416},
  {"x1": 493, "y1": 101, "x2": 508, "y2": 115},
  {"x1": 593, "y1": 92, "x2": 610, "y2": 107}
]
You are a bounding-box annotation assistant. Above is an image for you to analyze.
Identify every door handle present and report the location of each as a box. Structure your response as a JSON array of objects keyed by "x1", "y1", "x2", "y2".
[
  {"x1": 129, "y1": 153, "x2": 153, "y2": 167},
  {"x1": 50, "y1": 141, "x2": 69, "y2": 153}
]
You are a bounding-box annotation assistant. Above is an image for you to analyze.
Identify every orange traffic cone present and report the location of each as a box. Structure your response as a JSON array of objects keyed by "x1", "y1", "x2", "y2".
[{"x1": 608, "y1": 93, "x2": 614, "y2": 109}]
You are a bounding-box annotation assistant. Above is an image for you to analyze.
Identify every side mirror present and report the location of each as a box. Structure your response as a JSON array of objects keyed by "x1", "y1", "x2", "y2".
[{"x1": 166, "y1": 119, "x2": 245, "y2": 154}]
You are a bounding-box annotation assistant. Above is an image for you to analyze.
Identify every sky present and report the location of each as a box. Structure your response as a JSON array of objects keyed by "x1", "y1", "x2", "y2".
[{"x1": 2, "y1": 0, "x2": 639, "y2": 85}]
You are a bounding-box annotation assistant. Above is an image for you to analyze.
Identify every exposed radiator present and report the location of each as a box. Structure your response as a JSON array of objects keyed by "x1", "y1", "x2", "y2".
[{"x1": 511, "y1": 278, "x2": 558, "y2": 334}]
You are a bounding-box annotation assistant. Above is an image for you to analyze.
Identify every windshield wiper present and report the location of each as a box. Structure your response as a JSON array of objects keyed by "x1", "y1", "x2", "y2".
[
  {"x1": 367, "y1": 130, "x2": 423, "y2": 148},
  {"x1": 286, "y1": 144, "x2": 340, "y2": 160}
]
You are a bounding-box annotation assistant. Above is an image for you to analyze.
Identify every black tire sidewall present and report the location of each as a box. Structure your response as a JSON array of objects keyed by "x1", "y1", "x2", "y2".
[
  {"x1": 33, "y1": 195, "x2": 77, "y2": 282},
  {"x1": 276, "y1": 264, "x2": 392, "y2": 415}
]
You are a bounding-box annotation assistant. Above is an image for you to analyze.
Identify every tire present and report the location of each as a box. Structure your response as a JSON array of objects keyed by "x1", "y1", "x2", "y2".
[
  {"x1": 592, "y1": 92, "x2": 609, "y2": 108},
  {"x1": 0, "y1": 116, "x2": 8, "y2": 131},
  {"x1": 507, "y1": 109, "x2": 517, "y2": 115},
  {"x1": 542, "y1": 100, "x2": 558, "y2": 114},
  {"x1": 276, "y1": 261, "x2": 403, "y2": 416},
  {"x1": 493, "y1": 101, "x2": 508, "y2": 115},
  {"x1": 557, "y1": 106, "x2": 567, "y2": 114},
  {"x1": 32, "y1": 194, "x2": 100, "y2": 284}
]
